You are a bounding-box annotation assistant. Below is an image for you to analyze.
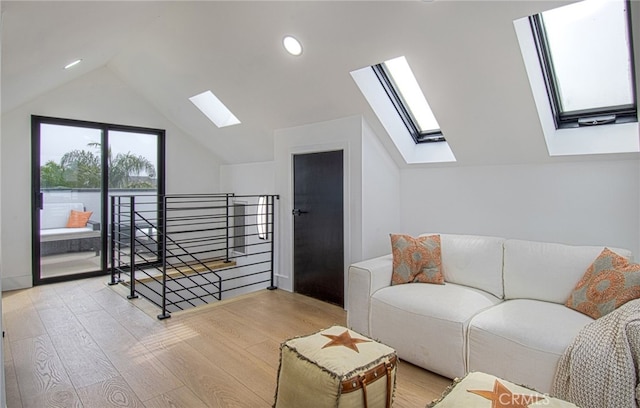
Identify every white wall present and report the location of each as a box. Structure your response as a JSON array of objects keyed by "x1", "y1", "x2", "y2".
[
  {"x1": 219, "y1": 163, "x2": 278, "y2": 298},
  {"x1": 222, "y1": 117, "x2": 400, "y2": 308},
  {"x1": 220, "y1": 161, "x2": 275, "y2": 194},
  {"x1": 273, "y1": 116, "x2": 363, "y2": 300},
  {"x1": 0, "y1": 18, "x2": 5, "y2": 404},
  {"x1": 400, "y1": 159, "x2": 640, "y2": 256},
  {"x1": 361, "y1": 118, "x2": 401, "y2": 259},
  {"x1": 1, "y1": 67, "x2": 221, "y2": 290}
]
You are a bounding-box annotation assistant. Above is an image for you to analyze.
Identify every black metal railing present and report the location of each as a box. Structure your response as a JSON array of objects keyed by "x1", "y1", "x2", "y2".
[{"x1": 109, "y1": 193, "x2": 278, "y2": 319}]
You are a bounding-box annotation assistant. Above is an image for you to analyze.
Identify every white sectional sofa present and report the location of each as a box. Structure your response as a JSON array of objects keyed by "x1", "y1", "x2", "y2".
[{"x1": 346, "y1": 233, "x2": 632, "y2": 393}]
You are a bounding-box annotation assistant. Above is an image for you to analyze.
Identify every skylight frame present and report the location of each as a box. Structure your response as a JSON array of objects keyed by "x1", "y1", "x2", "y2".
[
  {"x1": 189, "y1": 90, "x2": 241, "y2": 128},
  {"x1": 529, "y1": 0, "x2": 637, "y2": 129},
  {"x1": 372, "y1": 60, "x2": 445, "y2": 144}
]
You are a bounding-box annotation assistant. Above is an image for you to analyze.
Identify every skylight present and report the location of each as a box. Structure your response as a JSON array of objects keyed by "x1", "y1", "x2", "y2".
[
  {"x1": 189, "y1": 90, "x2": 241, "y2": 128},
  {"x1": 382, "y1": 57, "x2": 440, "y2": 134},
  {"x1": 530, "y1": 0, "x2": 636, "y2": 128},
  {"x1": 351, "y1": 57, "x2": 456, "y2": 164},
  {"x1": 514, "y1": 0, "x2": 640, "y2": 156},
  {"x1": 372, "y1": 56, "x2": 443, "y2": 143}
]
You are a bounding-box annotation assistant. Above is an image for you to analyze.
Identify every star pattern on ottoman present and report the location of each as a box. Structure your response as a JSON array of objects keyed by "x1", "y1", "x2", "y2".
[
  {"x1": 321, "y1": 330, "x2": 371, "y2": 353},
  {"x1": 467, "y1": 379, "x2": 545, "y2": 408}
]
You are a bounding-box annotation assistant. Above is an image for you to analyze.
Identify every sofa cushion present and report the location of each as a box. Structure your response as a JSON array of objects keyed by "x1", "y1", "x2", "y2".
[
  {"x1": 566, "y1": 248, "x2": 640, "y2": 319},
  {"x1": 370, "y1": 282, "x2": 501, "y2": 379},
  {"x1": 435, "y1": 234, "x2": 506, "y2": 298},
  {"x1": 503, "y1": 239, "x2": 632, "y2": 304},
  {"x1": 40, "y1": 227, "x2": 100, "y2": 242},
  {"x1": 391, "y1": 234, "x2": 443, "y2": 285},
  {"x1": 467, "y1": 299, "x2": 594, "y2": 394},
  {"x1": 41, "y1": 202, "x2": 85, "y2": 229}
]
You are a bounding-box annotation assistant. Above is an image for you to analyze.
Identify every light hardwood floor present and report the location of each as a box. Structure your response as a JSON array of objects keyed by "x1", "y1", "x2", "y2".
[{"x1": 2, "y1": 276, "x2": 451, "y2": 407}]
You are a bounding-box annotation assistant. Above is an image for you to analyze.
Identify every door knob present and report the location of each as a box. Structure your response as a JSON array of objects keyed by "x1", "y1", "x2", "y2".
[{"x1": 292, "y1": 208, "x2": 308, "y2": 216}]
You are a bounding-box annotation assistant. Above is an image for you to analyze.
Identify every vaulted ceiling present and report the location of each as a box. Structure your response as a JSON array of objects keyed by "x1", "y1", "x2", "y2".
[{"x1": 3, "y1": 1, "x2": 637, "y2": 166}]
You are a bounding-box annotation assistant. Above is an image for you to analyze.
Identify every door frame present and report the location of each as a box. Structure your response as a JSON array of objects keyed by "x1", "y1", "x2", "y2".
[
  {"x1": 292, "y1": 149, "x2": 345, "y2": 305},
  {"x1": 279, "y1": 141, "x2": 352, "y2": 305},
  {"x1": 31, "y1": 115, "x2": 166, "y2": 285}
]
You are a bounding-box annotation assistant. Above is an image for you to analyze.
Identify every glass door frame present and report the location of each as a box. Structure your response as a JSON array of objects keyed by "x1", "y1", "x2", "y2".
[{"x1": 31, "y1": 115, "x2": 166, "y2": 285}]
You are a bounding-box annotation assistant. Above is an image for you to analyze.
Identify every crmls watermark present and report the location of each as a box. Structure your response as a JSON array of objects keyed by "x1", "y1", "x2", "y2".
[{"x1": 500, "y1": 393, "x2": 551, "y2": 406}]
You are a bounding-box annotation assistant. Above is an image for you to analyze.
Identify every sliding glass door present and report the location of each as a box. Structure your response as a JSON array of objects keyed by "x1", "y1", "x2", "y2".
[{"x1": 32, "y1": 116, "x2": 165, "y2": 285}]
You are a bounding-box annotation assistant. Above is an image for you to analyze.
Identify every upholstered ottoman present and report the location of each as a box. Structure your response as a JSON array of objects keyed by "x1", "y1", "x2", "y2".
[
  {"x1": 427, "y1": 372, "x2": 578, "y2": 407},
  {"x1": 274, "y1": 326, "x2": 397, "y2": 408}
]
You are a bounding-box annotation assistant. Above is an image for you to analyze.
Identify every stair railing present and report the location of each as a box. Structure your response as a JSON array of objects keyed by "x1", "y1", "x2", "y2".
[{"x1": 109, "y1": 193, "x2": 279, "y2": 319}]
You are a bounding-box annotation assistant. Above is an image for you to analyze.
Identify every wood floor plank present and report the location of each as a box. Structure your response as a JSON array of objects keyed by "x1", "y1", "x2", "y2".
[
  {"x1": 3, "y1": 290, "x2": 48, "y2": 341},
  {"x1": 185, "y1": 307, "x2": 268, "y2": 350},
  {"x1": 137, "y1": 319, "x2": 202, "y2": 354},
  {"x1": 3, "y1": 327, "x2": 13, "y2": 363},
  {"x1": 4, "y1": 358, "x2": 24, "y2": 408},
  {"x1": 395, "y1": 360, "x2": 451, "y2": 405},
  {"x1": 246, "y1": 338, "x2": 282, "y2": 369},
  {"x1": 22, "y1": 389, "x2": 83, "y2": 408},
  {"x1": 55, "y1": 283, "x2": 104, "y2": 315},
  {"x1": 38, "y1": 307, "x2": 120, "y2": 389},
  {"x1": 181, "y1": 316, "x2": 278, "y2": 404},
  {"x1": 220, "y1": 295, "x2": 336, "y2": 342},
  {"x1": 150, "y1": 340, "x2": 270, "y2": 408},
  {"x1": 77, "y1": 375, "x2": 145, "y2": 408},
  {"x1": 89, "y1": 286, "x2": 166, "y2": 342},
  {"x1": 22, "y1": 390, "x2": 83, "y2": 408},
  {"x1": 119, "y1": 355, "x2": 184, "y2": 402},
  {"x1": 74, "y1": 309, "x2": 149, "y2": 369},
  {"x1": 4, "y1": 307, "x2": 48, "y2": 342},
  {"x1": 28, "y1": 284, "x2": 66, "y2": 312},
  {"x1": 226, "y1": 290, "x2": 345, "y2": 332},
  {"x1": 73, "y1": 275, "x2": 113, "y2": 294},
  {"x1": 3, "y1": 276, "x2": 451, "y2": 408},
  {"x1": 143, "y1": 386, "x2": 208, "y2": 408},
  {"x1": 11, "y1": 334, "x2": 81, "y2": 408},
  {"x1": 75, "y1": 309, "x2": 184, "y2": 401}
]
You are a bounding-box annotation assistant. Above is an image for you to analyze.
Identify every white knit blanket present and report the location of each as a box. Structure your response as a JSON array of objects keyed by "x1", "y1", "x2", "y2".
[{"x1": 552, "y1": 299, "x2": 640, "y2": 408}]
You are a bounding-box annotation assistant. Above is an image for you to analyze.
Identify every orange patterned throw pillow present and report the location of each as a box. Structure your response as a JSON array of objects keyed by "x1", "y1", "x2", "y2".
[
  {"x1": 390, "y1": 234, "x2": 443, "y2": 285},
  {"x1": 566, "y1": 248, "x2": 640, "y2": 319},
  {"x1": 66, "y1": 210, "x2": 93, "y2": 228}
]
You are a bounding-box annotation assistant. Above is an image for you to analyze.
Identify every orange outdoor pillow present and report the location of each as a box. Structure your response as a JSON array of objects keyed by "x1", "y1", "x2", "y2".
[{"x1": 66, "y1": 210, "x2": 93, "y2": 228}]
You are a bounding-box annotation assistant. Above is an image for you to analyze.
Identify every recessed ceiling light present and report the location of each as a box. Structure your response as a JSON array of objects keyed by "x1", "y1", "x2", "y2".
[
  {"x1": 189, "y1": 90, "x2": 241, "y2": 128},
  {"x1": 283, "y1": 35, "x2": 303, "y2": 56},
  {"x1": 64, "y1": 59, "x2": 82, "y2": 70}
]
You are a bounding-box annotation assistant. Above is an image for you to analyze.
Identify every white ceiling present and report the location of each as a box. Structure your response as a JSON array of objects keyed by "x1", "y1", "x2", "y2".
[{"x1": 2, "y1": 1, "x2": 637, "y2": 166}]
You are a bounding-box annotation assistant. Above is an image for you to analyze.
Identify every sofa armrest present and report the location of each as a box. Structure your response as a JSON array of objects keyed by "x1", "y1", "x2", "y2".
[
  {"x1": 346, "y1": 254, "x2": 393, "y2": 336},
  {"x1": 87, "y1": 220, "x2": 101, "y2": 231}
]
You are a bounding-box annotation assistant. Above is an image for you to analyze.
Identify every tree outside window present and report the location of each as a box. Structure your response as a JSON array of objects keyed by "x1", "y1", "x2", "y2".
[{"x1": 41, "y1": 143, "x2": 156, "y2": 189}]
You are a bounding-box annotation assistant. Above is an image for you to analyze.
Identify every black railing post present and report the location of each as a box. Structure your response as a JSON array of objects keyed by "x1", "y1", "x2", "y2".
[
  {"x1": 157, "y1": 195, "x2": 171, "y2": 320},
  {"x1": 267, "y1": 195, "x2": 278, "y2": 290},
  {"x1": 224, "y1": 193, "x2": 231, "y2": 263},
  {"x1": 116, "y1": 196, "x2": 122, "y2": 281},
  {"x1": 127, "y1": 196, "x2": 138, "y2": 300},
  {"x1": 109, "y1": 195, "x2": 119, "y2": 285}
]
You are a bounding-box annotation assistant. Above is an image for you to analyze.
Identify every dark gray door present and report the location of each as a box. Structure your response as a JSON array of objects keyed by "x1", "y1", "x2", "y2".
[{"x1": 293, "y1": 150, "x2": 344, "y2": 306}]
